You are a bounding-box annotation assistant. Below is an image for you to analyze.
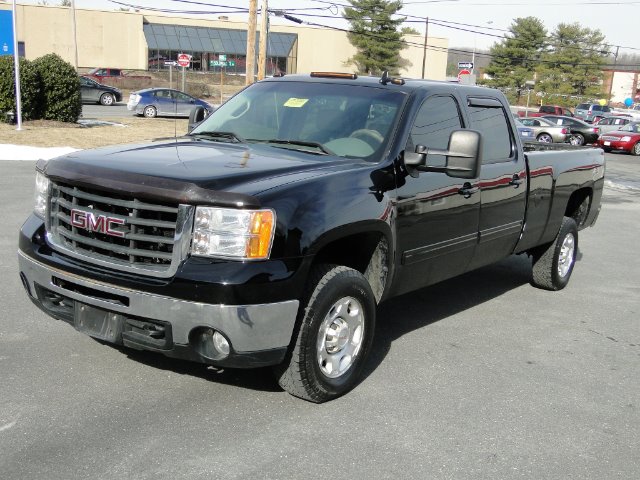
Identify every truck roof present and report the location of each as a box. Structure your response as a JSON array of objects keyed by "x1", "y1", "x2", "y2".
[{"x1": 263, "y1": 72, "x2": 498, "y2": 96}]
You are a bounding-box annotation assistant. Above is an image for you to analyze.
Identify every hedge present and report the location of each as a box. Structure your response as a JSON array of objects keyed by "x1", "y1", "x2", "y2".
[
  {"x1": 0, "y1": 56, "x2": 43, "y2": 120},
  {"x1": 31, "y1": 54, "x2": 81, "y2": 122}
]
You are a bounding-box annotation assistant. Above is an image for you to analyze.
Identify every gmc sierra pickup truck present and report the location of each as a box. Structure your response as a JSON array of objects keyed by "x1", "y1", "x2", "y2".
[{"x1": 18, "y1": 72, "x2": 604, "y2": 403}]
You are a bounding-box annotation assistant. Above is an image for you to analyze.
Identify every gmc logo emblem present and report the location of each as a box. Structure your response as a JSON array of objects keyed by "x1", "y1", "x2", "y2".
[{"x1": 70, "y1": 209, "x2": 125, "y2": 238}]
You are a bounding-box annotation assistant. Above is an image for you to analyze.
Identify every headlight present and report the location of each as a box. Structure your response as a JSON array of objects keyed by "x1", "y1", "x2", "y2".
[
  {"x1": 191, "y1": 207, "x2": 276, "y2": 260},
  {"x1": 33, "y1": 171, "x2": 49, "y2": 219},
  {"x1": 621, "y1": 136, "x2": 631, "y2": 142}
]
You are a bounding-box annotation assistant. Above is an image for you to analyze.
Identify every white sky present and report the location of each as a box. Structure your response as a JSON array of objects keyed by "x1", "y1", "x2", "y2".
[{"x1": 15, "y1": 0, "x2": 640, "y2": 57}]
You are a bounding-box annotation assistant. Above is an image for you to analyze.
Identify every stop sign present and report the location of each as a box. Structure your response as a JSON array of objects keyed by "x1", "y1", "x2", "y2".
[{"x1": 177, "y1": 53, "x2": 191, "y2": 67}]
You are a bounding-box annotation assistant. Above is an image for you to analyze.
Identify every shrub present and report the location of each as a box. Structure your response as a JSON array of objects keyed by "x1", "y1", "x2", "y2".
[
  {"x1": 31, "y1": 53, "x2": 81, "y2": 122},
  {"x1": 0, "y1": 56, "x2": 43, "y2": 120}
]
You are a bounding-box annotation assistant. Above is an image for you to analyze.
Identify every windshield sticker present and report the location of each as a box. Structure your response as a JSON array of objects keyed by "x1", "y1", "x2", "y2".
[{"x1": 284, "y1": 98, "x2": 309, "y2": 108}]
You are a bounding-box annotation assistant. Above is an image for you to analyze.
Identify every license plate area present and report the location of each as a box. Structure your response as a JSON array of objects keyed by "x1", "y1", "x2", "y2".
[
  {"x1": 604, "y1": 141, "x2": 611, "y2": 146},
  {"x1": 74, "y1": 302, "x2": 124, "y2": 344}
]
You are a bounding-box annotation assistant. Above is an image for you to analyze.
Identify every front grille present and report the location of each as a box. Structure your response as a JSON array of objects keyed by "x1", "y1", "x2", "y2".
[
  {"x1": 600, "y1": 136, "x2": 619, "y2": 141},
  {"x1": 46, "y1": 181, "x2": 194, "y2": 277}
]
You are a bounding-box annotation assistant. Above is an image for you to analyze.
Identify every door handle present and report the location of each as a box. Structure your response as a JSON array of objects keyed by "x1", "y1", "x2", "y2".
[
  {"x1": 509, "y1": 174, "x2": 524, "y2": 188},
  {"x1": 458, "y1": 182, "x2": 479, "y2": 199}
]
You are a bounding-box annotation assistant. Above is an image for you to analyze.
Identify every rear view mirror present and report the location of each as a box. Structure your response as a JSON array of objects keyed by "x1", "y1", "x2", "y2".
[{"x1": 404, "y1": 129, "x2": 482, "y2": 179}]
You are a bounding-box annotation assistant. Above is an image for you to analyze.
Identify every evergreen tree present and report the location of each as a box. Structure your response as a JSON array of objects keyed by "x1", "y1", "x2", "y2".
[
  {"x1": 483, "y1": 17, "x2": 547, "y2": 103},
  {"x1": 537, "y1": 23, "x2": 608, "y2": 101},
  {"x1": 343, "y1": 0, "x2": 406, "y2": 75}
]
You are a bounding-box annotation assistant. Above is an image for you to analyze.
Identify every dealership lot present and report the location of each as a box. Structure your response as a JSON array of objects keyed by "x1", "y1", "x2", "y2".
[{"x1": 1, "y1": 154, "x2": 638, "y2": 479}]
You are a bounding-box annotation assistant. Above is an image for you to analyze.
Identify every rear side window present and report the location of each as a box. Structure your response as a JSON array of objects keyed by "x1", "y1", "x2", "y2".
[
  {"x1": 576, "y1": 103, "x2": 589, "y2": 110},
  {"x1": 468, "y1": 104, "x2": 513, "y2": 163}
]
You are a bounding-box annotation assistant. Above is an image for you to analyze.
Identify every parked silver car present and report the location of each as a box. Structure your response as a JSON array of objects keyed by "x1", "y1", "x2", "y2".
[
  {"x1": 520, "y1": 117, "x2": 571, "y2": 143},
  {"x1": 127, "y1": 88, "x2": 214, "y2": 118},
  {"x1": 594, "y1": 116, "x2": 631, "y2": 134}
]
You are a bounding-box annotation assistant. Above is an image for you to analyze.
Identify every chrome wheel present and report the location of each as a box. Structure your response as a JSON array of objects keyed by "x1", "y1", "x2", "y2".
[
  {"x1": 100, "y1": 93, "x2": 114, "y2": 106},
  {"x1": 537, "y1": 133, "x2": 552, "y2": 143},
  {"x1": 558, "y1": 233, "x2": 575, "y2": 278},
  {"x1": 569, "y1": 134, "x2": 584, "y2": 146},
  {"x1": 633, "y1": 142, "x2": 640, "y2": 156},
  {"x1": 316, "y1": 296, "x2": 365, "y2": 379}
]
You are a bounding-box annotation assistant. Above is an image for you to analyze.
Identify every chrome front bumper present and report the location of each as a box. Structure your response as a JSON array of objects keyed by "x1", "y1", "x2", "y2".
[{"x1": 18, "y1": 251, "x2": 299, "y2": 353}]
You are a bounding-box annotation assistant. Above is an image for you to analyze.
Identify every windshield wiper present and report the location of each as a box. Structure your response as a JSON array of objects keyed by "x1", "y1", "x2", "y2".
[
  {"x1": 189, "y1": 131, "x2": 245, "y2": 143},
  {"x1": 250, "y1": 139, "x2": 335, "y2": 156}
]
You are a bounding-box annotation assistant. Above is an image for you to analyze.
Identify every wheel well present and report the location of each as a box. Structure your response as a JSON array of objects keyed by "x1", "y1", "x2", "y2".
[
  {"x1": 312, "y1": 232, "x2": 389, "y2": 303},
  {"x1": 565, "y1": 187, "x2": 592, "y2": 228}
]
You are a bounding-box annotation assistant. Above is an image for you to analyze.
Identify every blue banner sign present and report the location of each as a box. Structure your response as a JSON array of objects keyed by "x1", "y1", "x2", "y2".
[{"x1": 0, "y1": 10, "x2": 14, "y2": 56}]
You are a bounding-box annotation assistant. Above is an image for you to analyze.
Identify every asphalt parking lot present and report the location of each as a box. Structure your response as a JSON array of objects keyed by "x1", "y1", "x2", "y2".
[{"x1": 1, "y1": 153, "x2": 638, "y2": 479}]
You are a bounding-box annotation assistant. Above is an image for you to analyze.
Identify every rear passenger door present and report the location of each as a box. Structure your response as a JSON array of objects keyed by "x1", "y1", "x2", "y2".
[{"x1": 465, "y1": 97, "x2": 527, "y2": 271}]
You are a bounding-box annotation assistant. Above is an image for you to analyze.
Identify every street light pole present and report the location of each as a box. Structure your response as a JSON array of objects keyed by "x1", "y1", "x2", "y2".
[{"x1": 12, "y1": 0, "x2": 22, "y2": 131}]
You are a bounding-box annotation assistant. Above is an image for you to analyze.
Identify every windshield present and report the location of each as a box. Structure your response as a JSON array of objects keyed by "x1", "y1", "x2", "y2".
[{"x1": 191, "y1": 81, "x2": 406, "y2": 160}]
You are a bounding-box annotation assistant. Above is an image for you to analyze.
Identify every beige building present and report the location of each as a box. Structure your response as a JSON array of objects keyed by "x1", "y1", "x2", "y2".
[{"x1": 1, "y1": 3, "x2": 448, "y2": 80}]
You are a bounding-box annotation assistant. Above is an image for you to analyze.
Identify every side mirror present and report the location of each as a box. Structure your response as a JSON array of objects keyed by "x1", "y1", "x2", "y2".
[
  {"x1": 404, "y1": 129, "x2": 482, "y2": 179},
  {"x1": 188, "y1": 105, "x2": 208, "y2": 132}
]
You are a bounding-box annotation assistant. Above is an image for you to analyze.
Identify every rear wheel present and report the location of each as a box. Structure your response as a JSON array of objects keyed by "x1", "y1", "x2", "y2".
[
  {"x1": 530, "y1": 216, "x2": 578, "y2": 291},
  {"x1": 570, "y1": 133, "x2": 585, "y2": 146},
  {"x1": 274, "y1": 265, "x2": 376, "y2": 403},
  {"x1": 143, "y1": 105, "x2": 157, "y2": 118},
  {"x1": 99, "y1": 92, "x2": 115, "y2": 106},
  {"x1": 537, "y1": 133, "x2": 553, "y2": 143},
  {"x1": 632, "y1": 142, "x2": 640, "y2": 156}
]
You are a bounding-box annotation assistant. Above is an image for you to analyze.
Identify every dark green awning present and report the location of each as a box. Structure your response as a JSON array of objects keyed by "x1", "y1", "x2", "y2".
[{"x1": 143, "y1": 23, "x2": 297, "y2": 57}]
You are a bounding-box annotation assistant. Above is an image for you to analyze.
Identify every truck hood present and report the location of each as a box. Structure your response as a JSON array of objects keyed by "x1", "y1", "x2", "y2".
[{"x1": 42, "y1": 138, "x2": 362, "y2": 207}]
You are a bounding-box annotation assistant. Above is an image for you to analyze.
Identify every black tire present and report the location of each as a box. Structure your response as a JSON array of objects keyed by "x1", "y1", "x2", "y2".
[
  {"x1": 530, "y1": 216, "x2": 578, "y2": 291},
  {"x1": 632, "y1": 142, "x2": 640, "y2": 156},
  {"x1": 99, "y1": 92, "x2": 115, "y2": 106},
  {"x1": 143, "y1": 105, "x2": 157, "y2": 118},
  {"x1": 537, "y1": 133, "x2": 553, "y2": 143},
  {"x1": 570, "y1": 133, "x2": 585, "y2": 146},
  {"x1": 274, "y1": 265, "x2": 376, "y2": 403},
  {"x1": 603, "y1": 147, "x2": 612, "y2": 153}
]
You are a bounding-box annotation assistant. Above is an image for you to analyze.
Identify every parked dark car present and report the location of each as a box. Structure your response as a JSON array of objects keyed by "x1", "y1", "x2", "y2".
[
  {"x1": 542, "y1": 115, "x2": 600, "y2": 145},
  {"x1": 596, "y1": 121, "x2": 640, "y2": 155},
  {"x1": 127, "y1": 88, "x2": 214, "y2": 118},
  {"x1": 79, "y1": 75, "x2": 122, "y2": 106}
]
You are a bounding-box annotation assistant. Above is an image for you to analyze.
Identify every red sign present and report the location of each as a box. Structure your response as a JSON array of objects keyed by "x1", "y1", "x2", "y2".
[
  {"x1": 458, "y1": 69, "x2": 471, "y2": 77},
  {"x1": 177, "y1": 53, "x2": 191, "y2": 67}
]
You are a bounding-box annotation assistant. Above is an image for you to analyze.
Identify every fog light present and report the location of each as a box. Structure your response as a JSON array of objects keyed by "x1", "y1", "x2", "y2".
[{"x1": 212, "y1": 331, "x2": 230, "y2": 356}]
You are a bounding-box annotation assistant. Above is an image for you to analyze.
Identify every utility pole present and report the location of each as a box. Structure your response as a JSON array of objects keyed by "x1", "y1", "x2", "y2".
[
  {"x1": 420, "y1": 17, "x2": 429, "y2": 79},
  {"x1": 607, "y1": 45, "x2": 620, "y2": 105},
  {"x1": 245, "y1": 0, "x2": 258, "y2": 85},
  {"x1": 257, "y1": 0, "x2": 268, "y2": 80}
]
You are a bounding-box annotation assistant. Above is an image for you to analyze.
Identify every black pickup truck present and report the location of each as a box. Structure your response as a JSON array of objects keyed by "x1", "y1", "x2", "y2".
[{"x1": 18, "y1": 73, "x2": 604, "y2": 403}]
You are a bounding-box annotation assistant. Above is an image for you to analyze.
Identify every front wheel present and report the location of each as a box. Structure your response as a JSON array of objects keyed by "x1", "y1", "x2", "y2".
[
  {"x1": 632, "y1": 142, "x2": 640, "y2": 156},
  {"x1": 274, "y1": 265, "x2": 376, "y2": 403},
  {"x1": 530, "y1": 216, "x2": 578, "y2": 291}
]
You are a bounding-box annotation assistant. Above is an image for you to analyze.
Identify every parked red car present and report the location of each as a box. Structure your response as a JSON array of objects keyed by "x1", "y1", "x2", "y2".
[{"x1": 596, "y1": 122, "x2": 640, "y2": 155}]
